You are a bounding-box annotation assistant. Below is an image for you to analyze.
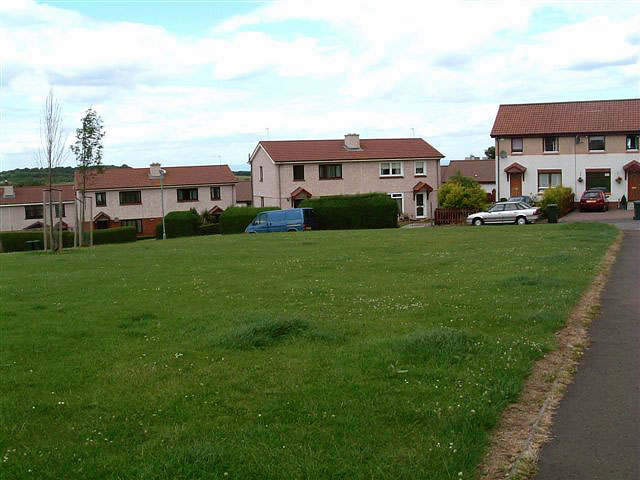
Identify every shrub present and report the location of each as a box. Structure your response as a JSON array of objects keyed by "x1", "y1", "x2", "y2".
[
  {"x1": 538, "y1": 187, "x2": 574, "y2": 217},
  {"x1": 155, "y1": 210, "x2": 200, "y2": 239},
  {"x1": 86, "y1": 227, "x2": 137, "y2": 245},
  {"x1": 299, "y1": 193, "x2": 397, "y2": 230},
  {"x1": 198, "y1": 223, "x2": 220, "y2": 235},
  {"x1": 0, "y1": 230, "x2": 74, "y2": 253},
  {"x1": 438, "y1": 173, "x2": 489, "y2": 210},
  {"x1": 219, "y1": 207, "x2": 278, "y2": 234}
]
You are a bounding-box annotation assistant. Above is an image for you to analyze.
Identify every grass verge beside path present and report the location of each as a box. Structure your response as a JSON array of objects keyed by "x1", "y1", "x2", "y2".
[{"x1": 0, "y1": 223, "x2": 616, "y2": 479}]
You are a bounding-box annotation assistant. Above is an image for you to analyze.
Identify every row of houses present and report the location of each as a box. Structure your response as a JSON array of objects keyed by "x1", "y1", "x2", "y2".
[{"x1": 1, "y1": 98, "x2": 639, "y2": 234}]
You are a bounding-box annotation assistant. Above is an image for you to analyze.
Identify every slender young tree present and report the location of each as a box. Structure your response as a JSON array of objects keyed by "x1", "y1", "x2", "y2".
[
  {"x1": 37, "y1": 89, "x2": 68, "y2": 251},
  {"x1": 71, "y1": 107, "x2": 105, "y2": 246}
]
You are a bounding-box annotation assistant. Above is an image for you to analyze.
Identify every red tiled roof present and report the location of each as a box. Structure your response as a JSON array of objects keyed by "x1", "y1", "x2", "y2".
[
  {"x1": 0, "y1": 184, "x2": 75, "y2": 205},
  {"x1": 235, "y1": 180, "x2": 252, "y2": 202},
  {"x1": 75, "y1": 165, "x2": 237, "y2": 190},
  {"x1": 504, "y1": 162, "x2": 527, "y2": 173},
  {"x1": 257, "y1": 138, "x2": 444, "y2": 163},
  {"x1": 441, "y1": 159, "x2": 495, "y2": 183},
  {"x1": 490, "y1": 99, "x2": 640, "y2": 137}
]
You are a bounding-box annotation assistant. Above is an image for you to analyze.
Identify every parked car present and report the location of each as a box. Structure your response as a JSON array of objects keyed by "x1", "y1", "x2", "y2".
[
  {"x1": 579, "y1": 189, "x2": 609, "y2": 212},
  {"x1": 507, "y1": 195, "x2": 535, "y2": 207},
  {"x1": 467, "y1": 202, "x2": 541, "y2": 226},
  {"x1": 245, "y1": 208, "x2": 316, "y2": 233}
]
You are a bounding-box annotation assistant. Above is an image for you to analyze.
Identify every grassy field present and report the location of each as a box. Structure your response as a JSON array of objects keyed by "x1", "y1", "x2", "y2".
[{"x1": 0, "y1": 223, "x2": 616, "y2": 479}]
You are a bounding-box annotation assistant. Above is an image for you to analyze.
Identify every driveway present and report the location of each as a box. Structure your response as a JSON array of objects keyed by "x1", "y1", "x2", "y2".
[
  {"x1": 534, "y1": 230, "x2": 640, "y2": 479},
  {"x1": 560, "y1": 207, "x2": 639, "y2": 231}
]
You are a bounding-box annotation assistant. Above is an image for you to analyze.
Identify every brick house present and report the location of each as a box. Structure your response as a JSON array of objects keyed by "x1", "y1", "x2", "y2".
[
  {"x1": 250, "y1": 134, "x2": 445, "y2": 219},
  {"x1": 491, "y1": 99, "x2": 640, "y2": 205},
  {"x1": 0, "y1": 184, "x2": 76, "y2": 231},
  {"x1": 75, "y1": 164, "x2": 237, "y2": 236}
]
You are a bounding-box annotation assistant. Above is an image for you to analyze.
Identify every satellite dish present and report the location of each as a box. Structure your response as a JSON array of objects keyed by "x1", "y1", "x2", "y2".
[{"x1": 499, "y1": 150, "x2": 508, "y2": 159}]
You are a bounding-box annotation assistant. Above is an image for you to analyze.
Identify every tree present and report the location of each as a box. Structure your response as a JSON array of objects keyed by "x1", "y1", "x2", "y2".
[
  {"x1": 438, "y1": 173, "x2": 489, "y2": 210},
  {"x1": 484, "y1": 146, "x2": 495, "y2": 159},
  {"x1": 70, "y1": 108, "x2": 105, "y2": 246},
  {"x1": 36, "y1": 89, "x2": 68, "y2": 251}
]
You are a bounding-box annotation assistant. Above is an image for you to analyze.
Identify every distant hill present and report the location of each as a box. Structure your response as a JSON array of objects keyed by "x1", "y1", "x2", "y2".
[{"x1": 0, "y1": 166, "x2": 130, "y2": 186}]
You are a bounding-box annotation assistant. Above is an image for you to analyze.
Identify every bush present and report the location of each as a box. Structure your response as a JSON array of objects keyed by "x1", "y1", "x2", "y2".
[
  {"x1": 538, "y1": 187, "x2": 574, "y2": 217},
  {"x1": 198, "y1": 223, "x2": 220, "y2": 235},
  {"x1": 438, "y1": 173, "x2": 489, "y2": 210},
  {"x1": 299, "y1": 193, "x2": 398, "y2": 230},
  {"x1": 0, "y1": 230, "x2": 74, "y2": 253},
  {"x1": 219, "y1": 207, "x2": 278, "y2": 234},
  {"x1": 155, "y1": 211, "x2": 200, "y2": 239},
  {"x1": 86, "y1": 227, "x2": 137, "y2": 245}
]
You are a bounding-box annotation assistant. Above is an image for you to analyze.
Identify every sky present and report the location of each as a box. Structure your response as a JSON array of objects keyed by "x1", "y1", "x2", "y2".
[{"x1": 1, "y1": 0, "x2": 638, "y2": 172}]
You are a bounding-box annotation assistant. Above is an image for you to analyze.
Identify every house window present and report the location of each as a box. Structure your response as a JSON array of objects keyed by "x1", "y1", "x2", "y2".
[
  {"x1": 414, "y1": 161, "x2": 425, "y2": 176},
  {"x1": 586, "y1": 169, "x2": 611, "y2": 193},
  {"x1": 121, "y1": 219, "x2": 143, "y2": 233},
  {"x1": 380, "y1": 162, "x2": 402, "y2": 177},
  {"x1": 588, "y1": 135, "x2": 605, "y2": 151},
  {"x1": 260, "y1": 196, "x2": 264, "y2": 207},
  {"x1": 96, "y1": 219, "x2": 109, "y2": 230},
  {"x1": 25, "y1": 205, "x2": 43, "y2": 219},
  {"x1": 95, "y1": 192, "x2": 106, "y2": 207},
  {"x1": 259, "y1": 166, "x2": 263, "y2": 182},
  {"x1": 388, "y1": 193, "x2": 403, "y2": 214},
  {"x1": 319, "y1": 164, "x2": 342, "y2": 179},
  {"x1": 511, "y1": 138, "x2": 523, "y2": 153},
  {"x1": 293, "y1": 165, "x2": 305, "y2": 181},
  {"x1": 538, "y1": 170, "x2": 562, "y2": 191},
  {"x1": 543, "y1": 137, "x2": 558, "y2": 152},
  {"x1": 55, "y1": 204, "x2": 65, "y2": 218},
  {"x1": 627, "y1": 135, "x2": 639, "y2": 151},
  {"x1": 119, "y1": 190, "x2": 142, "y2": 205},
  {"x1": 177, "y1": 188, "x2": 198, "y2": 202},
  {"x1": 210, "y1": 186, "x2": 221, "y2": 200}
]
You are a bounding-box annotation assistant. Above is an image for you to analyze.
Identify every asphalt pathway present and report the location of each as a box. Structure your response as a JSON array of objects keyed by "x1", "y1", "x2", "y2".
[{"x1": 535, "y1": 230, "x2": 640, "y2": 479}]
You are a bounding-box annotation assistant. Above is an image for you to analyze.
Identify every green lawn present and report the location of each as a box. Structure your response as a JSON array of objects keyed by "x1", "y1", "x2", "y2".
[{"x1": 0, "y1": 223, "x2": 616, "y2": 479}]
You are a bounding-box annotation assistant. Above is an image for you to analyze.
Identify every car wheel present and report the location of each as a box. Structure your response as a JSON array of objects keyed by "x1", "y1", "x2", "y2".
[
  {"x1": 287, "y1": 229, "x2": 298, "y2": 232},
  {"x1": 516, "y1": 216, "x2": 527, "y2": 225},
  {"x1": 472, "y1": 218, "x2": 483, "y2": 226}
]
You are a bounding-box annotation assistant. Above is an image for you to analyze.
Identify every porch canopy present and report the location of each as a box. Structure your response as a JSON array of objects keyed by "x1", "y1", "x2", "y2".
[
  {"x1": 504, "y1": 162, "x2": 527, "y2": 180},
  {"x1": 291, "y1": 187, "x2": 312, "y2": 200},
  {"x1": 413, "y1": 181, "x2": 433, "y2": 196},
  {"x1": 623, "y1": 160, "x2": 640, "y2": 179}
]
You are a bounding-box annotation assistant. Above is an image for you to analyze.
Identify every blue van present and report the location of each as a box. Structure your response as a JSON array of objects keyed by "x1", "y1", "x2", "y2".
[{"x1": 245, "y1": 208, "x2": 316, "y2": 233}]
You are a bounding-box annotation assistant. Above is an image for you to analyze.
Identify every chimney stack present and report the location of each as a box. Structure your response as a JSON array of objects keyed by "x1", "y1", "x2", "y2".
[
  {"x1": 2, "y1": 183, "x2": 15, "y2": 198},
  {"x1": 149, "y1": 163, "x2": 162, "y2": 178},
  {"x1": 344, "y1": 133, "x2": 361, "y2": 151}
]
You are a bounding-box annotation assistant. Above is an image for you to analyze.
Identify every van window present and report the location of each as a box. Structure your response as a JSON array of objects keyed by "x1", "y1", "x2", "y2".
[{"x1": 254, "y1": 213, "x2": 267, "y2": 225}]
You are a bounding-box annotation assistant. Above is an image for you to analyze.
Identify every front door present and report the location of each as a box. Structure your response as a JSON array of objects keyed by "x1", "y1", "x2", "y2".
[
  {"x1": 415, "y1": 193, "x2": 426, "y2": 218},
  {"x1": 629, "y1": 172, "x2": 640, "y2": 201},
  {"x1": 510, "y1": 173, "x2": 522, "y2": 197}
]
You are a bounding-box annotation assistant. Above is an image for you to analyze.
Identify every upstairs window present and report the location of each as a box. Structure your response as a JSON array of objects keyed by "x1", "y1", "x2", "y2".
[
  {"x1": 511, "y1": 138, "x2": 523, "y2": 153},
  {"x1": 319, "y1": 164, "x2": 342, "y2": 179},
  {"x1": 293, "y1": 165, "x2": 305, "y2": 181},
  {"x1": 210, "y1": 186, "x2": 221, "y2": 200},
  {"x1": 588, "y1": 135, "x2": 605, "y2": 151},
  {"x1": 119, "y1": 190, "x2": 142, "y2": 205},
  {"x1": 414, "y1": 161, "x2": 425, "y2": 176},
  {"x1": 627, "y1": 135, "x2": 639, "y2": 151},
  {"x1": 177, "y1": 188, "x2": 198, "y2": 202},
  {"x1": 543, "y1": 137, "x2": 558, "y2": 153},
  {"x1": 25, "y1": 205, "x2": 43, "y2": 219},
  {"x1": 95, "y1": 192, "x2": 106, "y2": 207},
  {"x1": 380, "y1": 161, "x2": 402, "y2": 177},
  {"x1": 259, "y1": 166, "x2": 263, "y2": 182}
]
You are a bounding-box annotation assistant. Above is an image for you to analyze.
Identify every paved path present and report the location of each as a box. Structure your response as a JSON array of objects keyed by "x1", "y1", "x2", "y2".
[
  {"x1": 560, "y1": 208, "x2": 639, "y2": 231},
  {"x1": 534, "y1": 230, "x2": 640, "y2": 479}
]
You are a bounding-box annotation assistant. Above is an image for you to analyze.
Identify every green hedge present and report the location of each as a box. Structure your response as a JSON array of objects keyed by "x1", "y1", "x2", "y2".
[
  {"x1": 155, "y1": 211, "x2": 200, "y2": 239},
  {"x1": 198, "y1": 223, "x2": 220, "y2": 235},
  {"x1": 300, "y1": 193, "x2": 398, "y2": 230},
  {"x1": 538, "y1": 187, "x2": 574, "y2": 218},
  {"x1": 0, "y1": 230, "x2": 74, "y2": 253},
  {"x1": 220, "y1": 207, "x2": 278, "y2": 234},
  {"x1": 85, "y1": 227, "x2": 137, "y2": 245}
]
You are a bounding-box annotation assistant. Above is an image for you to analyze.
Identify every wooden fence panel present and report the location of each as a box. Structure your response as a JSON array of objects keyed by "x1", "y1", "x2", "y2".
[{"x1": 434, "y1": 208, "x2": 480, "y2": 225}]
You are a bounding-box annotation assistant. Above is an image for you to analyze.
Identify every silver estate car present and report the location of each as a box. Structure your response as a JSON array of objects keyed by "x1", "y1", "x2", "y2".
[{"x1": 467, "y1": 202, "x2": 541, "y2": 226}]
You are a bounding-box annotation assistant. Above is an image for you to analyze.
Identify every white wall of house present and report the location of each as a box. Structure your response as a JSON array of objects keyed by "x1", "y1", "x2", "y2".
[
  {"x1": 0, "y1": 202, "x2": 76, "y2": 231},
  {"x1": 251, "y1": 147, "x2": 281, "y2": 207}
]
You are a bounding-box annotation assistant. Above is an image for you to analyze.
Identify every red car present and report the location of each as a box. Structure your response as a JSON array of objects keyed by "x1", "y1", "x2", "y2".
[{"x1": 579, "y1": 189, "x2": 609, "y2": 212}]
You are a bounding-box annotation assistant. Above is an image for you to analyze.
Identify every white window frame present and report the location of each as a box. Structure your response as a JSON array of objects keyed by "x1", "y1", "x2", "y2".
[
  {"x1": 415, "y1": 192, "x2": 426, "y2": 218},
  {"x1": 511, "y1": 137, "x2": 523, "y2": 154},
  {"x1": 543, "y1": 136, "x2": 558, "y2": 153},
  {"x1": 588, "y1": 135, "x2": 605, "y2": 152},
  {"x1": 380, "y1": 161, "x2": 403, "y2": 177},
  {"x1": 414, "y1": 161, "x2": 425, "y2": 176},
  {"x1": 388, "y1": 192, "x2": 404, "y2": 214}
]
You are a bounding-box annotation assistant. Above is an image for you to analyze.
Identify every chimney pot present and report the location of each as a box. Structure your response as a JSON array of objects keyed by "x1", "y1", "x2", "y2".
[
  {"x1": 344, "y1": 133, "x2": 361, "y2": 151},
  {"x1": 149, "y1": 163, "x2": 162, "y2": 178}
]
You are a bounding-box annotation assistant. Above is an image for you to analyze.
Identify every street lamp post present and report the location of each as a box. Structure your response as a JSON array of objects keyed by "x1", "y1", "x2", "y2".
[{"x1": 160, "y1": 168, "x2": 167, "y2": 239}]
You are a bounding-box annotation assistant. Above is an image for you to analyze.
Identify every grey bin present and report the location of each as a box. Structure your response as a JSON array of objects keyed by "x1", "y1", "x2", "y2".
[
  {"x1": 634, "y1": 201, "x2": 640, "y2": 221},
  {"x1": 25, "y1": 240, "x2": 41, "y2": 251},
  {"x1": 547, "y1": 204, "x2": 558, "y2": 224}
]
